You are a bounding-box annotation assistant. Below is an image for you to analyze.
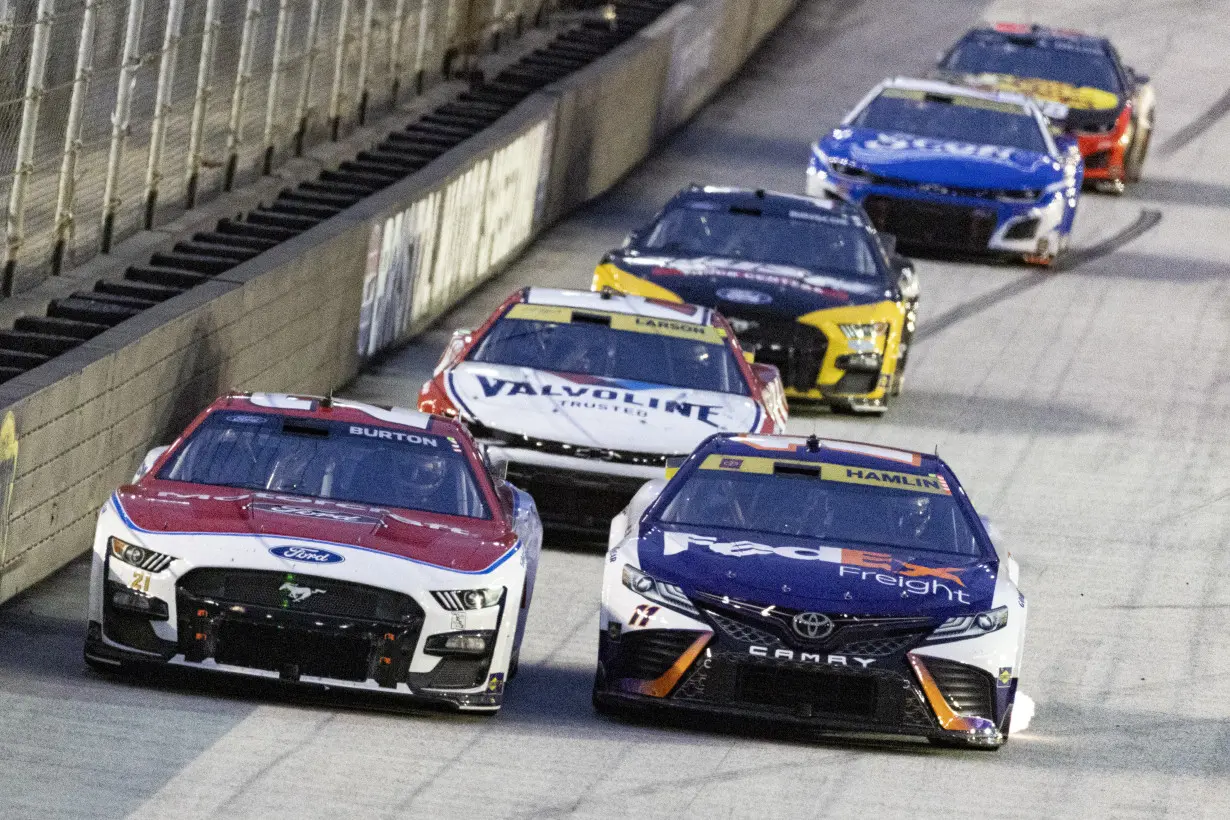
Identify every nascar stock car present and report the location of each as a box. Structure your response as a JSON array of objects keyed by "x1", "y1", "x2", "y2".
[
  {"x1": 808, "y1": 77, "x2": 1083, "y2": 265},
  {"x1": 85, "y1": 393, "x2": 542, "y2": 712},
  {"x1": 936, "y1": 23, "x2": 1155, "y2": 192},
  {"x1": 418, "y1": 287, "x2": 788, "y2": 536},
  {"x1": 592, "y1": 186, "x2": 920, "y2": 414},
  {"x1": 595, "y1": 433, "x2": 1027, "y2": 749}
]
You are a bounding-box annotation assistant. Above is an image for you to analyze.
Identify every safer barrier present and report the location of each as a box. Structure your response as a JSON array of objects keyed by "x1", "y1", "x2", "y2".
[{"x1": 0, "y1": 0, "x2": 800, "y2": 604}]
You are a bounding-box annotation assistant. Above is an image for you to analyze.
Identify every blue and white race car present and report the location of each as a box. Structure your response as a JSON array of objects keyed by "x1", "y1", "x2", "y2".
[
  {"x1": 595, "y1": 433, "x2": 1027, "y2": 749},
  {"x1": 808, "y1": 77, "x2": 1083, "y2": 265}
]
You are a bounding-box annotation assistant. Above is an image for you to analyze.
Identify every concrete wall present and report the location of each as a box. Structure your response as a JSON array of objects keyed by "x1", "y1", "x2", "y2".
[{"x1": 0, "y1": 0, "x2": 800, "y2": 604}]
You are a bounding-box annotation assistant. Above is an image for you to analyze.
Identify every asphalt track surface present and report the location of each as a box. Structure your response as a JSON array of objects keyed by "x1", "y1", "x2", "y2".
[{"x1": 3, "y1": 0, "x2": 1229, "y2": 817}]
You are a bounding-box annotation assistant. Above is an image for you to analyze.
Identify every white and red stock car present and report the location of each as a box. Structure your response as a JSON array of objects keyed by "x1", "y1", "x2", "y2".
[
  {"x1": 418, "y1": 287, "x2": 789, "y2": 536},
  {"x1": 85, "y1": 393, "x2": 542, "y2": 711}
]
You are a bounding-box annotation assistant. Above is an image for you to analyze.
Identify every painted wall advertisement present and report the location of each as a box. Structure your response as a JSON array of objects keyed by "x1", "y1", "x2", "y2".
[{"x1": 358, "y1": 118, "x2": 553, "y2": 358}]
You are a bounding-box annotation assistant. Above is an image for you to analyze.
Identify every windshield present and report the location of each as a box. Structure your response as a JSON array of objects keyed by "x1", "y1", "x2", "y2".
[
  {"x1": 639, "y1": 206, "x2": 882, "y2": 279},
  {"x1": 659, "y1": 460, "x2": 981, "y2": 556},
  {"x1": 853, "y1": 88, "x2": 1049, "y2": 154},
  {"x1": 942, "y1": 37, "x2": 1121, "y2": 95},
  {"x1": 468, "y1": 306, "x2": 750, "y2": 395},
  {"x1": 158, "y1": 411, "x2": 490, "y2": 519}
]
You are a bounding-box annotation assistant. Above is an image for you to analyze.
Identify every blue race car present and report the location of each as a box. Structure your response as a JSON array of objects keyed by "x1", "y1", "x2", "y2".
[
  {"x1": 596, "y1": 432, "x2": 1027, "y2": 749},
  {"x1": 808, "y1": 77, "x2": 1083, "y2": 265}
]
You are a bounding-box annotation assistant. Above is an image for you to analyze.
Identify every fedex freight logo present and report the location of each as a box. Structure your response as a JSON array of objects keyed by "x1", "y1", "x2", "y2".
[
  {"x1": 663, "y1": 533, "x2": 970, "y2": 603},
  {"x1": 269, "y1": 545, "x2": 344, "y2": 564},
  {"x1": 474, "y1": 376, "x2": 724, "y2": 427}
]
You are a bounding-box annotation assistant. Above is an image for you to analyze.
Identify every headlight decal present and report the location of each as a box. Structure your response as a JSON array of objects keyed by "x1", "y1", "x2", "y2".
[
  {"x1": 622, "y1": 564, "x2": 699, "y2": 616},
  {"x1": 431, "y1": 587, "x2": 505, "y2": 611},
  {"x1": 109, "y1": 536, "x2": 175, "y2": 573},
  {"x1": 925, "y1": 605, "x2": 1008, "y2": 642}
]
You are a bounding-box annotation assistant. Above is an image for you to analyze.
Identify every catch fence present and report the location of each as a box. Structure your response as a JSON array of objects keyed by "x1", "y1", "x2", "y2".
[{"x1": 0, "y1": 0, "x2": 551, "y2": 294}]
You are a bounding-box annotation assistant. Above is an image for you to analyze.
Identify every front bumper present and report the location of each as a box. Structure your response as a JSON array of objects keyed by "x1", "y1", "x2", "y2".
[
  {"x1": 501, "y1": 452, "x2": 657, "y2": 535},
  {"x1": 88, "y1": 530, "x2": 517, "y2": 711},
  {"x1": 594, "y1": 599, "x2": 1014, "y2": 746},
  {"x1": 1077, "y1": 130, "x2": 1128, "y2": 182},
  {"x1": 591, "y1": 263, "x2": 904, "y2": 408},
  {"x1": 806, "y1": 171, "x2": 1070, "y2": 259}
]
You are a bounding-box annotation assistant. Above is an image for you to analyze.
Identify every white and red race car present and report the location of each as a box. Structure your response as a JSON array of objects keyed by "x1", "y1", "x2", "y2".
[
  {"x1": 85, "y1": 393, "x2": 542, "y2": 711},
  {"x1": 418, "y1": 287, "x2": 788, "y2": 536}
]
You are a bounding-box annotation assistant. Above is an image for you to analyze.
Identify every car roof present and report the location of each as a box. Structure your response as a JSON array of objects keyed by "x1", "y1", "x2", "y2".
[
  {"x1": 668, "y1": 185, "x2": 867, "y2": 221},
  {"x1": 881, "y1": 76, "x2": 1038, "y2": 110},
  {"x1": 701, "y1": 433, "x2": 945, "y2": 475},
  {"x1": 523, "y1": 287, "x2": 712, "y2": 325},
  {"x1": 210, "y1": 393, "x2": 462, "y2": 437}
]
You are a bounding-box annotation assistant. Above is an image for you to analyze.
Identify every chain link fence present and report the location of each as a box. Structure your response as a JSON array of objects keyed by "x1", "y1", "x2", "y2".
[{"x1": 0, "y1": 0, "x2": 554, "y2": 295}]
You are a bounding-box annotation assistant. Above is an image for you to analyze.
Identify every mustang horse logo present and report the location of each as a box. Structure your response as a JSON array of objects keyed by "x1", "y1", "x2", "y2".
[{"x1": 279, "y1": 582, "x2": 325, "y2": 603}]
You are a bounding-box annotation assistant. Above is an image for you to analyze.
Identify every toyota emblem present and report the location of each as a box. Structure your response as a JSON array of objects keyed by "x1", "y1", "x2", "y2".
[{"x1": 792, "y1": 611, "x2": 834, "y2": 640}]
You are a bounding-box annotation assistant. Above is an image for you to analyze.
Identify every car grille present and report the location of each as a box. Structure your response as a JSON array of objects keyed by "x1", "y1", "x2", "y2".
[
  {"x1": 863, "y1": 194, "x2": 997, "y2": 252},
  {"x1": 696, "y1": 592, "x2": 933, "y2": 657},
  {"x1": 735, "y1": 664, "x2": 879, "y2": 719},
  {"x1": 506, "y1": 462, "x2": 648, "y2": 533},
  {"x1": 614, "y1": 629, "x2": 703, "y2": 681},
  {"x1": 178, "y1": 569, "x2": 423, "y2": 623},
  {"x1": 722, "y1": 315, "x2": 826, "y2": 392},
  {"x1": 1084, "y1": 150, "x2": 1110, "y2": 169},
  {"x1": 925, "y1": 656, "x2": 996, "y2": 718},
  {"x1": 212, "y1": 620, "x2": 372, "y2": 681},
  {"x1": 469, "y1": 422, "x2": 678, "y2": 467}
]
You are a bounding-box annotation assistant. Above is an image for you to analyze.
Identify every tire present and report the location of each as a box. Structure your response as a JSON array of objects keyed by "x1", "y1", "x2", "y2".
[
  {"x1": 1124, "y1": 119, "x2": 1152, "y2": 183},
  {"x1": 891, "y1": 309, "x2": 916, "y2": 398}
]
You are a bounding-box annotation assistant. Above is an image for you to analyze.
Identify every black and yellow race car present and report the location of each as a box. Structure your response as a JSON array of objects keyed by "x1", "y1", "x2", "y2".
[{"x1": 592, "y1": 186, "x2": 919, "y2": 414}]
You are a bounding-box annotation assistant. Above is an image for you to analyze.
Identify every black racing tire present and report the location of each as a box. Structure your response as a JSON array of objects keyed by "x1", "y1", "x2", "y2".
[
  {"x1": 891, "y1": 311, "x2": 916, "y2": 398},
  {"x1": 1124, "y1": 119, "x2": 1152, "y2": 183}
]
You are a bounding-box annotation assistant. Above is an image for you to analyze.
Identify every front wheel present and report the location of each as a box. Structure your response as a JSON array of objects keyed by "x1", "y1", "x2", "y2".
[{"x1": 1124, "y1": 118, "x2": 1152, "y2": 183}]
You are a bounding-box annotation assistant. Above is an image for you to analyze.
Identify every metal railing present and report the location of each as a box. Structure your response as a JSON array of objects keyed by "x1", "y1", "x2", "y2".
[{"x1": 0, "y1": 0, "x2": 552, "y2": 296}]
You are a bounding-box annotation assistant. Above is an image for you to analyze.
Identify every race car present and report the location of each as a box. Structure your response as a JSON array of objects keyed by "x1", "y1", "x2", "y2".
[
  {"x1": 595, "y1": 432, "x2": 1027, "y2": 749},
  {"x1": 592, "y1": 186, "x2": 919, "y2": 414},
  {"x1": 418, "y1": 287, "x2": 787, "y2": 536},
  {"x1": 808, "y1": 77, "x2": 1083, "y2": 265},
  {"x1": 84, "y1": 392, "x2": 542, "y2": 712},
  {"x1": 936, "y1": 23, "x2": 1155, "y2": 192}
]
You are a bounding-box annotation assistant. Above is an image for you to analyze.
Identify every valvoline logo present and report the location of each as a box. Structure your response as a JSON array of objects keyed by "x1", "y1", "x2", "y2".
[{"x1": 269, "y1": 545, "x2": 345, "y2": 564}]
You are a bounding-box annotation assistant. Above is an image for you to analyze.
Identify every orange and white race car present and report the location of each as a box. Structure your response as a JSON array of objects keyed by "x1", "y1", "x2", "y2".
[{"x1": 936, "y1": 23, "x2": 1156, "y2": 193}]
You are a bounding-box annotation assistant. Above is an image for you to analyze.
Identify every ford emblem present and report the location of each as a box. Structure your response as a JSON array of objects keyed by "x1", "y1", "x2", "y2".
[
  {"x1": 717, "y1": 287, "x2": 772, "y2": 305},
  {"x1": 269, "y1": 545, "x2": 344, "y2": 564}
]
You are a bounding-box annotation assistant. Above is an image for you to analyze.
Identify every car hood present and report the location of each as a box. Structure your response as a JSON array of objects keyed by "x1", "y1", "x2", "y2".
[
  {"x1": 446, "y1": 362, "x2": 760, "y2": 453},
  {"x1": 115, "y1": 479, "x2": 514, "y2": 572},
  {"x1": 608, "y1": 252, "x2": 888, "y2": 317},
  {"x1": 637, "y1": 524, "x2": 996, "y2": 617},
  {"x1": 822, "y1": 127, "x2": 1059, "y2": 189}
]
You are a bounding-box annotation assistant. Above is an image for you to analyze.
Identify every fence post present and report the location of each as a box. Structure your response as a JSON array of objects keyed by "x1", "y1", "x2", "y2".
[
  {"x1": 143, "y1": 0, "x2": 185, "y2": 229},
  {"x1": 223, "y1": 0, "x2": 262, "y2": 190},
  {"x1": 412, "y1": 0, "x2": 431, "y2": 93},
  {"x1": 387, "y1": 0, "x2": 408, "y2": 104},
  {"x1": 51, "y1": 0, "x2": 99, "y2": 276},
  {"x1": 327, "y1": 0, "x2": 352, "y2": 141},
  {"x1": 261, "y1": 0, "x2": 290, "y2": 174},
  {"x1": 184, "y1": 0, "x2": 220, "y2": 209},
  {"x1": 293, "y1": 0, "x2": 323, "y2": 155},
  {"x1": 101, "y1": 0, "x2": 146, "y2": 253},
  {"x1": 3, "y1": 0, "x2": 55, "y2": 295},
  {"x1": 354, "y1": 0, "x2": 375, "y2": 126}
]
